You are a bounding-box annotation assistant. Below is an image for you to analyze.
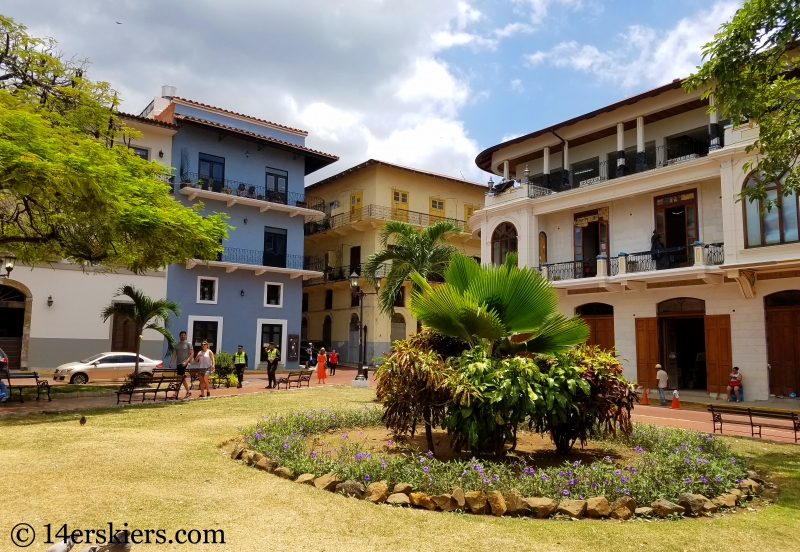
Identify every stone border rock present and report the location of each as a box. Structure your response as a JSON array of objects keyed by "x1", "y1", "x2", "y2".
[{"x1": 228, "y1": 444, "x2": 772, "y2": 521}]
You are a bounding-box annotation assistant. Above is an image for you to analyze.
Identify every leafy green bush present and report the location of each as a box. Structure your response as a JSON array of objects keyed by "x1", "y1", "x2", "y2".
[
  {"x1": 210, "y1": 373, "x2": 238, "y2": 387},
  {"x1": 214, "y1": 350, "x2": 235, "y2": 377},
  {"x1": 241, "y1": 408, "x2": 748, "y2": 505}
]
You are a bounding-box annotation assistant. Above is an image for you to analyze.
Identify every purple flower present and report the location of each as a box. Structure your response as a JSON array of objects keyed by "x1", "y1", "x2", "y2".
[
  {"x1": 493, "y1": 475, "x2": 499, "y2": 481},
  {"x1": 623, "y1": 489, "x2": 630, "y2": 495},
  {"x1": 631, "y1": 468, "x2": 637, "y2": 474},
  {"x1": 730, "y1": 458, "x2": 737, "y2": 463},
  {"x1": 427, "y1": 450, "x2": 434, "y2": 457},
  {"x1": 387, "y1": 440, "x2": 392, "y2": 445},
  {"x1": 604, "y1": 456, "x2": 611, "y2": 461},
  {"x1": 364, "y1": 474, "x2": 371, "y2": 481},
  {"x1": 579, "y1": 495, "x2": 584, "y2": 500},
  {"x1": 615, "y1": 488, "x2": 620, "y2": 493},
  {"x1": 423, "y1": 466, "x2": 429, "y2": 472},
  {"x1": 341, "y1": 433, "x2": 347, "y2": 439},
  {"x1": 310, "y1": 452, "x2": 316, "y2": 458},
  {"x1": 283, "y1": 443, "x2": 289, "y2": 449},
  {"x1": 700, "y1": 476, "x2": 708, "y2": 484},
  {"x1": 359, "y1": 431, "x2": 364, "y2": 435},
  {"x1": 591, "y1": 482, "x2": 599, "y2": 489},
  {"x1": 563, "y1": 490, "x2": 569, "y2": 496},
  {"x1": 614, "y1": 470, "x2": 621, "y2": 476},
  {"x1": 541, "y1": 474, "x2": 549, "y2": 481},
  {"x1": 419, "y1": 457, "x2": 426, "y2": 463},
  {"x1": 484, "y1": 478, "x2": 490, "y2": 484},
  {"x1": 621, "y1": 476, "x2": 628, "y2": 483},
  {"x1": 715, "y1": 475, "x2": 722, "y2": 482},
  {"x1": 381, "y1": 463, "x2": 386, "y2": 468},
  {"x1": 574, "y1": 461, "x2": 580, "y2": 467},
  {"x1": 685, "y1": 477, "x2": 692, "y2": 483},
  {"x1": 558, "y1": 471, "x2": 565, "y2": 476}
]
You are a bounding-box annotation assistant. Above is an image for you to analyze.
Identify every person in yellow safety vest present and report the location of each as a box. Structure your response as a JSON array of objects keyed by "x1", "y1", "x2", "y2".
[
  {"x1": 265, "y1": 342, "x2": 280, "y2": 389},
  {"x1": 233, "y1": 345, "x2": 248, "y2": 389}
]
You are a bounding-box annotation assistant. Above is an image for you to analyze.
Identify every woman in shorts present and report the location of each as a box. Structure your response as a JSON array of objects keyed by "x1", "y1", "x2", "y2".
[{"x1": 194, "y1": 341, "x2": 215, "y2": 398}]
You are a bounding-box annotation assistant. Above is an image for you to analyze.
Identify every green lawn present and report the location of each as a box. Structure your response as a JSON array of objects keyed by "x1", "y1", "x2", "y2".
[{"x1": 1, "y1": 387, "x2": 799, "y2": 551}]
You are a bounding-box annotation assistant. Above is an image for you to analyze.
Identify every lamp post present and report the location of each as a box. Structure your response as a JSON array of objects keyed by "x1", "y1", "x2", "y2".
[
  {"x1": 349, "y1": 271, "x2": 380, "y2": 384},
  {"x1": 0, "y1": 254, "x2": 15, "y2": 278}
]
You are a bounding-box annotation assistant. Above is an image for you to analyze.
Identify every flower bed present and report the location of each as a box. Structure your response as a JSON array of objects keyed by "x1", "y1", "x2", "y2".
[{"x1": 232, "y1": 407, "x2": 766, "y2": 518}]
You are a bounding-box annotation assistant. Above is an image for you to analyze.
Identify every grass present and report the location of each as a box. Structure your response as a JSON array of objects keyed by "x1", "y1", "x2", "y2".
[{"x1": 1, "y1": 386, "x2": 799, "y2": 552}]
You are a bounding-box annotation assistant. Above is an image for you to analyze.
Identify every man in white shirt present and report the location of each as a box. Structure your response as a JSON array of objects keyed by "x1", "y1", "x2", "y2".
[{"x1": 656, "y1": 364, "x2": 669, "y2": 406}]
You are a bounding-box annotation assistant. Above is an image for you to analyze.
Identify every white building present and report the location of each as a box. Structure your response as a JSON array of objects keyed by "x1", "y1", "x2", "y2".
[
  {"x1": 0, "y1": 114, "x2": 175, "y2": 371},
  {"x1": 472, "y1": 79, "x2": 800, "y2": 401}
]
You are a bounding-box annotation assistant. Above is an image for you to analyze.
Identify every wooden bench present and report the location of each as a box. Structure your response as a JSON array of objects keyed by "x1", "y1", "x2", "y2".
[
  {"x1": 708, "y1": 404, "x2": 800, "y2": 442},
  {"x1": 116, "y1": 371, "x2": 184, "y2": 404},
  {"x1": 0, "y1": 369, "x2": 51, "y2": 403},
  {"x1": 275, "y1": 370, "x2": 313, "y2": 390}
]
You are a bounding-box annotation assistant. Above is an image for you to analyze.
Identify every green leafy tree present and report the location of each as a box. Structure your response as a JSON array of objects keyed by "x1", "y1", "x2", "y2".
[
  {"x1": 685, "y1": 0, "x2": 800, "y2": 207},
  {"x1": 0, "y1": 15, "x2": 228, "y2": 271},
  {"x1": 363, "y1": 220, "x2": 458, "y2": 316},
  {"x1": 409, "y1": 252, "x2": 589, "y2": 356},
  {"x1": 101, "y1": 285, "x2": 180, "y2": 378}
]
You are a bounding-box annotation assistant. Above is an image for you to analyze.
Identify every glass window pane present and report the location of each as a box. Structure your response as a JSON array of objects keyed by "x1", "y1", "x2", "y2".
[
  {"x1": 782, "y1": 191, "x2": 799, "y2": 242},
  {"x1": 764, "y1": 190, "x2": 781, "y2": 244},
  {"x1": 686, "y1": 205, "x2": 696, "y2": 229},
  {"x1": 656, "y1": 211, "x2": 665, "y2": 235},
  {"x1": 745, "y1": 198, "x2": 762, "y2": 246}
]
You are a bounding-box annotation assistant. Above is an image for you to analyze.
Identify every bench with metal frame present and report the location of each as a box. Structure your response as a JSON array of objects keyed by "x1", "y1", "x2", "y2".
[
  {"x1": 275, "y1": 370, "x2": 313, "y2": 390},
  {"x1": 116, "y1": 370, "x2": 184, "y2": 404},
  {"x1": 0, "y1": 369, "x2": 51, "y2": 403},
  {"x1": 708, "y1": 404, "x2": 800, "y2": 442}
]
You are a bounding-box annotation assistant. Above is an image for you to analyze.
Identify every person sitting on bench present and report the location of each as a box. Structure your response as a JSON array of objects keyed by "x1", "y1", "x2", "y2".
[{"x1": 727, "y1": 366, "x2": 743, "y2": 402}]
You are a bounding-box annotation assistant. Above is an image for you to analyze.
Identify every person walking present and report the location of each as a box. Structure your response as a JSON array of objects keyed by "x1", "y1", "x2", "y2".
[
  {"x1": 328, "y1": 349, "x2": 339, "y2": 376},
  {"x1": 655, "y1": 364, "x2": 669, "y2": 406},
  {"x1": 194, "y1": 341, "x2": 215, "y2": 398},
  {"x1": 233, "y1": 345, "x2": 248, "y2": 389},
  {"x1": 265, "y1": 343, "x2": 280, "y2": 389},
  {"x1": 317, "y1": 347, "x2": 327, "y2": 385},
  {"x1": 168, "y1": 331, "x2": 193, "y2": 399}
]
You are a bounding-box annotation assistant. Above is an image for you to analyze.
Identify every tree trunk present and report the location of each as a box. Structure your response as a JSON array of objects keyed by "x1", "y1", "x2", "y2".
[{"x1": 424, "y1": 406, "x2": 435, "y2": 455}]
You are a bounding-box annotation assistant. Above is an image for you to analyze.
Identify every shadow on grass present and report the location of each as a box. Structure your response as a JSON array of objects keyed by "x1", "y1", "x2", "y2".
[{"x1": 753, "y1": 451, "x2": 800, "y2": 510}]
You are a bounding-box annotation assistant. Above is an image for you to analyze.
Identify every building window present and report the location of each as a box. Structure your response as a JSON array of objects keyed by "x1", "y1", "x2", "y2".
[
  {"x1": 302, "y1": 293, "x2": 309, "y2": 312},
  {"x1": 351, "y1": 287, "x2": 360, "y2": 308},
  {"x1": 264, "y1": 282, "x2": 283, "y2": 307},
  {"x1": 263, "y1": 227, "x2": 288, "y2": 268},
  {"x1": 197, "y1": 277, "x2": 218, "y2": 304},
  {"x1": 325, "y1": 289, "x2": 333, "y2": 310},
  {"x1": 491, "y1": 222, "x2": 518, "y2": 265},
  {"x1": 393, "y1": 287, "x2": 405, "y2": 308},
  {"x1": 265, "y1": 167, "x2": 288, "y2": 203},
  {"x1": 198, "y1": 153, "x2": 225, "y2": 192},
  {"x1": 131, "y1": 147, "x2": 149, "y2": 160},
  {"x1": 743, "y1": 170, "x2": 799, "y2": 247},
  {"x1": 539, "y1": 231, "x2": 548, "y2": 264}
]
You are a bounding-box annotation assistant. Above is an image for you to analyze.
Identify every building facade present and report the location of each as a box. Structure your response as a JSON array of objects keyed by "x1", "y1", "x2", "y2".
[
  {"x1": 140, "y1": 88, "x2": 337, "y2": 369},
  {"x1": 473, "y1": 79, "x2": 800, "y2": 401},
  {"x1": 302, "y1": 159, "x2": 485, "y2": 365}
]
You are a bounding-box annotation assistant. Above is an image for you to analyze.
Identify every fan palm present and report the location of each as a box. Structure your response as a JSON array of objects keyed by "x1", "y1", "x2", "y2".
[
  {"x1": 363, "y1": 220, "x2": 458, "y2": 315},
  {"x1": 101, "y1": 285, "x2": 181, "y2": 378},
  {"x1": 409, "y1": 253, "x2": 589, "y2": 355}
]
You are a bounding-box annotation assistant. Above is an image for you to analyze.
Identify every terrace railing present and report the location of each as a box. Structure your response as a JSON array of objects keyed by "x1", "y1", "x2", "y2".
[
  {"x1": 304, "y1": 263, "x2": 390, "y2": 287},
  {"x1": 704, "y1": 242, "x2": 725, "y2": 266},
  {"x1": 304, "y1": 204, "x2": 467, "y2": 236},
  {"x1": 544, "y1": 259, "x2": 602, "y2": 281},
  {"x1": 179, "y1": 172, "x2": 325, "y2": 212},
  {"x1": 625, "y1": 246, "x2": 691, "y2": 273},
  {"x1": 216, "y1": 247, "x2": 323, "y2": 271}
]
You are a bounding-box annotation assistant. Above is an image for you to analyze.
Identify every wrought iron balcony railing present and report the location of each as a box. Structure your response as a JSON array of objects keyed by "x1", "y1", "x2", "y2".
[
  {"x1": 704, "y1": 242, "x2": 724, "y2": 265},
  {"x1": 625, "y1": 246, "x2": 691, "y2": 273},
  {"x1": 304, "y1": 263, "x2": 390, "y2": 287},
  {"x1": 178, "y1": 172, "x2": 325, "y2": 212},
  {"x1": 544, "y1": 259, "x2": 604, "y2": 281},
  {"x1": 213, "y1": 247, "x2": 323, "y2": 271},
  {"x1": 304, "y1": 204, "x2": 467, "y2": 236}
]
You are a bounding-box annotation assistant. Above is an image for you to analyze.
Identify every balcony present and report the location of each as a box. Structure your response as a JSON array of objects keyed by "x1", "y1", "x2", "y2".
[
  {"x1": 177, "y1": 172, "x2": 325, "y2": 222},
  {"x1": 540, "y1": 242, "x2": 725, "y2": 291},
  {"x1": 186, "y1": 247, "x2": 324, "y2": 279},
  {"x1": 304, "y1": 204, "x2": 468, "y2": 237},
  {"x1": 304, "y1": 263, "x2": 389, "y2": 287}
]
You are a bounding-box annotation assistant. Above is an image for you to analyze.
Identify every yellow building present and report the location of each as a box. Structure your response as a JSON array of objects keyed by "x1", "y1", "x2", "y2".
[{"x1": 302, "y1": 159, "x2": 486, "y2": 365}]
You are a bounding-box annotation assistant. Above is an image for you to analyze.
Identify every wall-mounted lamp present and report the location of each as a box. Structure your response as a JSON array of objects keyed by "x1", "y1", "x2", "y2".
[
  {"x1": 245, "y1": 151, "x2": 250, "y2": 158},
  {"x1": 243, "y1": 218, "x2": 248, "y2": 224},
  {"x1": 158, "y1": 149, "x2": 164, "y2": 158},
  {"x1": 47, "y1": 295, "x2": 53, "y2": 307},
  {"x1": 240, "y1": 290, "x2": 245, "y2": 297},
  {"x1": 0, "y1": 254, "x2": 15, "y2": 278}
]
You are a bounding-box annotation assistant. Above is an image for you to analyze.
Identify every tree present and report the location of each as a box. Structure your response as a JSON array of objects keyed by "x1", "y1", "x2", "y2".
[
  {"x1": 0, "y1": 15, "x2": 228, "y2": 271},
  {"x1": 685, "y1": 0, "x2": 800, "y2": 208},
  {"x1": 363, "y1": 220, "x2": 458, "y2": 316},
  {"x1": 101, "y1": 285, "x2": 180, "y2": 378},
  {"x1": 409, "y1": 253, "x2": 589, "y2": 356}
]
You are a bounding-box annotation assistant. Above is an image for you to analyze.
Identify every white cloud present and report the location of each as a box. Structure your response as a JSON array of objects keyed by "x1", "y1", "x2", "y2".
[
  {"x1": 501, "y1": 132, "x2": 523, "y2": 142},
  {"x1": 393, "y1": 58, "x2": 469, "y2": 118},
  {"x1": 510, "y1": 78, "x2": 524, "y2": 93},
  {"x1": 525, "y1": 1, "x2": 739, "y2": 87},
  {"x1": 494, "y1": 22, "x2": 534, "y2": 38},
  {"x1": 512, "y1": 0, "x2": 585, "y2": 24}
]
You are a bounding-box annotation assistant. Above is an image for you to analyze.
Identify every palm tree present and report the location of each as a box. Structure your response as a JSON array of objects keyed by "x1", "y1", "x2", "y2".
[
  {"x1": 409, "y1": 253, "x2": 589, "y2": 356},
  {"x1": 101, "y1": 285, "x2": 181, "y2": 378},
  {"x1": 363, "y1": 220, "x2": 458, "y2": 316}
]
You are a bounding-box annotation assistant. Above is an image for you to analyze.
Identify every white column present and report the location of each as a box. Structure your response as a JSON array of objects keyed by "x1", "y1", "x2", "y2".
[
  {"x1": 561, "y1": 141, "x2": 569, "y2": 189},
  {"x1": 503, "y1": 160, "x2": 510, "y2": 181},
  {"x1": 543, "y1": 147, "x2": 550, "y2": 174},
  {"x1": 709, "y1": 94, "x2": 720, "y2": 150},
  {"x1": 616, "y1": 122, "x2": 625, "y2": 153},
  {"x1": 562, "y1": 141, "x2": 569, "y2": 172},
  {"x1": 530, "y1": 212, "x2": 539, "y2": 267},
  {"x1": 636, "y1": 117, "x2": 644, "y2": 152}
]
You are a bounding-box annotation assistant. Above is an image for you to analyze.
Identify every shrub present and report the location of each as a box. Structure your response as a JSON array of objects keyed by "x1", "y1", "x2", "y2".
[{"x1": 214, "y1": 350, "x2": 235, "y2": 378}]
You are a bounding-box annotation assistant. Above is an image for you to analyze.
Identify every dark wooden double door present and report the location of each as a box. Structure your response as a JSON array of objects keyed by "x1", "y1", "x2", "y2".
[
  {"x1": 765, "y1": 308, "x2": 800, "y2": 396},
  {"x1": 583, "y1": 316, "x2": 615, "y2": 352},
  {"x1": 636, "y1": 315, "x2": 731, "y2": 392}
]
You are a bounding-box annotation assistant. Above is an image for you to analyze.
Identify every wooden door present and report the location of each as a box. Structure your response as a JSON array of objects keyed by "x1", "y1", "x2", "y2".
[
  {"x1": 585, "y1": 315, "x2": 615, "y2": 352},
  {"x1": 429, "y1": 197, "x2": 445, "y2": 223},
  {"x1": 765, "y1": 308, "x2": 800, "y2": 396},
  {"x1": 392, "y1": 189, "x2": 409, "y2": 222},
  {"x1": 704, "y1": 314, "x2": 732, "y2": 393},
  {"x1": 635, "y1": 317, "x2": 658, "y2": 389},
  {"x1": 464, "y1": 204, "x2": 476, "y2": 232},
  {"x1": 111, "y1": 312, "x2": 138, "y2": 352},
  {"x1": 350, "y1": 192, "x2": 363, "y2": 222},
  {"x1": 349, "y1": 246, "x2": 361, "y2": 275}
]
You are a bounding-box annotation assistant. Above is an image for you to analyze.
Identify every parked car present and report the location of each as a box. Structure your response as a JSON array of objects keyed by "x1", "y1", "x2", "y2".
[
  {"x1": 300, "y1": 340, "x2": 329, "y2": 366},
  {"x1": 53, "y1": 353, "x2": 162, "y2": 384}
]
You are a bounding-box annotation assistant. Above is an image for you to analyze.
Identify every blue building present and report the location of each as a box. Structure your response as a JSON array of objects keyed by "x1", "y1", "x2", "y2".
[{"x1": 142, "y1": 86, "x2": 337, "y2": 369}]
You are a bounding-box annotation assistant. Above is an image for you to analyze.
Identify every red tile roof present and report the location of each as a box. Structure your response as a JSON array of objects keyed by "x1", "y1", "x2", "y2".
[
  {"x1": 174, "y1": 114, "x2": 338, "y2": 160},
  {"x1": 306, "y1": 159, "x2": 486, "y2": 190},
  {"x1": 172, "y1": 97, "x2": 308, "y2": 136},
  {"x1": 117, "y1": 112, "x2": 179, "y2": 130}
]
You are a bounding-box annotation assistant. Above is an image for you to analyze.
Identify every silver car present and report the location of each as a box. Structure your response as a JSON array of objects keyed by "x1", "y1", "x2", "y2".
[{"x1": 53, "y1": 352, "x2": 162, "y2": 384}]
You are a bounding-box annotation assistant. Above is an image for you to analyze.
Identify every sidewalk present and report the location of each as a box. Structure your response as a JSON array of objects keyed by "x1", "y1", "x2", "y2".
[
  {"x1": 0, "y1": 367, "x2": 374, "y2": 417},
  {"x1": 642, "y1": 388, "x2": 800, "y2": 411}
]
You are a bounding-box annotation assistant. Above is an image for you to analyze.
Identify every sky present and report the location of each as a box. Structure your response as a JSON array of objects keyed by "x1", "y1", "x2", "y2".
[{"x1": 3, "y1": 0, "x2": 741, "y2": 184}]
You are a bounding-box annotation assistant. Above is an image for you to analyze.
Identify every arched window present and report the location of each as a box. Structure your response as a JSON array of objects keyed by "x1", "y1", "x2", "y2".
[
  {"x1": 390, "y1": 314, "x2": 406, "y2": 344},
  {"x1": 657, "y1": 297, "x2": 706, "y2": 314},
  {"x1": 538, "y1": 231, "x2": 547, "y2": 264},
  {"x1": 743, "y1": 170, "x2": 799, "y2": 247},
  {"x1": 491, "y1": 222, "x2": 518, "y2": 264},
  {"x1": 322, "y1": 316, "x2": 332, "y2": 346},
  {"x1": 575, "y1": 303, "x2": 613, "y2": 316}
]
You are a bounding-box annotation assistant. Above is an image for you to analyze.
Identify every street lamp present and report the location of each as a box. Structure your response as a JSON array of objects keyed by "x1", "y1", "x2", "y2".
[
  {"x1": 0, "y1": 254, "x2": 15, "y2": 278},
  {"x1": 349, "y1": 271, "x2": 380, "y2": 384}
]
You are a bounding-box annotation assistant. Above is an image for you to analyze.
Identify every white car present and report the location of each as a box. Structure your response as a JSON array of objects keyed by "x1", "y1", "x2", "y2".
[{"x1": 53, "y1": 353, "x2": 162, "y2": 384}]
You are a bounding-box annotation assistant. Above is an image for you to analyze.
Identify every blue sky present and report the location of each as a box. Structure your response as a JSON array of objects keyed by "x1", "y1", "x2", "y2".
[{"x1": 3, "y1": 0, "x2": 740, "y2": 183}]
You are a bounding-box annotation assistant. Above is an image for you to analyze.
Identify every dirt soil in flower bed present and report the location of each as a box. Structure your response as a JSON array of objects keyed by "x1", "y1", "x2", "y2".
[{"x1": 310, "y1": 426, "x2": 640, "y2": 467}]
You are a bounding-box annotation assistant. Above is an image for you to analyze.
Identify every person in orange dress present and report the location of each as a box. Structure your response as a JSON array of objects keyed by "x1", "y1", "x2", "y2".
[{"x1": 316, "y1": 348, "x2": 327, "y2": 385}]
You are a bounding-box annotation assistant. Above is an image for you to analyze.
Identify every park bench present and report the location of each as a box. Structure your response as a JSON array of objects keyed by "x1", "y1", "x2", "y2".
[
  {"x1": 708, "y1": 404, "x2": 800, "y2": 442},
  {"x1": 116, "y1": 370, "x2": 184, "y2": 404},
  {"x1": 276, "y1": 370, "x2": 313, "y2": 390},
  {"x1": 0, "y1": 369, "x2": 51, "y2": 403}
]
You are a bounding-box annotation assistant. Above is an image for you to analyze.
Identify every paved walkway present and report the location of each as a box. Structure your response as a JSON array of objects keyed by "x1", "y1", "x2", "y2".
[{"x1": 0, "y1": 368, "x2": 374, "y2": 417}]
